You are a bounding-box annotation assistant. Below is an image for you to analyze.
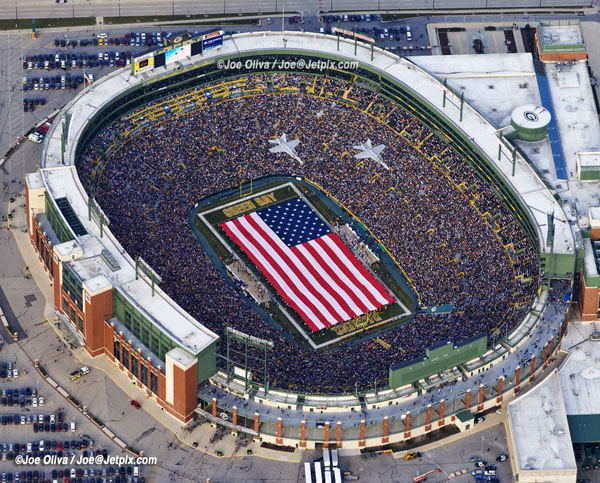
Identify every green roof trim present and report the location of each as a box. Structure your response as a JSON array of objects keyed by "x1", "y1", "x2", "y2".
[
  {"x1": 567, "y1": 415, "x2": 600, "y2": 443},
  {"x1": 456, "y1": 410, "x2": 474, "y2": 423}
]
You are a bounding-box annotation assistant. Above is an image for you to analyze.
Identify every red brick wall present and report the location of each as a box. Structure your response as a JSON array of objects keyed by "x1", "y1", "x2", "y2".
[
  {"x1": 580, "y1": 270, "x2": 599, "y2": 322},
  {"x1": 26, "y1": 184, "x2": 32, "y2": 239},
  {"x1": 172, "y1": 361, "x2": 198, "y2": 421},
  {"x1": 31, "y1": 219, "x2": 54, "y2": 281},
  {"x1": 60, "y1": 289, "x2": 84, "y2": 327},
  {"x1": 103, "y1": 322, "x2": 116, "y2": 363},
  {"x1": 52, "y1": 256, "x2": 61, "y2": 309},
  {"x1": 536, "y1": 33, "x2": 587, "y2": 63},
  {"x1": 84, "y1": 290, "x2": 113, "y2": 357},
  {"x1": 539, "y1": 51, "x2": 587, "y2": 62}
]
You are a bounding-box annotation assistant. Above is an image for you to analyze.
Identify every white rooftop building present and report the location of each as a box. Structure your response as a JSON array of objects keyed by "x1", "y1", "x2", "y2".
[{"x1": 508, "y1": 369, "x2": 577, "y2": 483}]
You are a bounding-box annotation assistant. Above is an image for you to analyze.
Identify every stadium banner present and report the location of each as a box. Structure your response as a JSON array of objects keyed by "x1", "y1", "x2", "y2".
[
  {"x1": 202, "y1": 30, "x2": 224, "y2": 51},
  {"x1": 165, "y1": 32, "x2": 189, "y2": 48},
  {"x1": 221, "y1": 198, "x2": 394, "y2": 332},
  {"x1": 132, "y1": 33, "x2": 206, "y2": 75},
  {"x1": 165, "y1": 44, "x2": 191, "y2": 65},
  {"x1": 133, "y1": 53, "x2": 154, "y2": 75}
]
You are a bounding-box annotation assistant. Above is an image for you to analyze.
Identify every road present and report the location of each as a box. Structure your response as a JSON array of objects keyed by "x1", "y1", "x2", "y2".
[{"x1": 0, "y1": 0, "x2": 594, "y2": 21}]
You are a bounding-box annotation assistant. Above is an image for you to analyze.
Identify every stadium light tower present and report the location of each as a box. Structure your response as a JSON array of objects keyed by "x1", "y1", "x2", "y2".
[{"x1": 225, "y1": 327, "x2": 273, "y2": 394}]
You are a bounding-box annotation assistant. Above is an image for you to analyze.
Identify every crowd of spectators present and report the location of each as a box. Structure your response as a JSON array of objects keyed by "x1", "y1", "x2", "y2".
[{"x1": 77, "y1": 72, "x2": 539, "y2": 394}]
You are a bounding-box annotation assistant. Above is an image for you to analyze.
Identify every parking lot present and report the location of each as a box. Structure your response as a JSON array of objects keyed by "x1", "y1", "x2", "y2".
[
  {"x1": 0, "y1": 224, "x2": 156, "y2": 482},
  {"x1": 320, "y1": 13, "x2": 432, "y2": 54},
  {"x1": 0, "y1": 329, "x2": 149, "y2": 482},
  {"x1": 0, "y1": 14, "x2": 433, "y2": 159}
]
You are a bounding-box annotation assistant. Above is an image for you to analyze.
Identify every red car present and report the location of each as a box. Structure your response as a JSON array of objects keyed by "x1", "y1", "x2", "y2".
[{"x1": 130, "y1": 400, "x2": 141, "y2": 409}]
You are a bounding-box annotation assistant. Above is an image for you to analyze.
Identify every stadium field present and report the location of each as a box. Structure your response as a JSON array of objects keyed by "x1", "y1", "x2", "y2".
[{"x1": 193, "y1": 179, "x2": 414, "y2": 349}]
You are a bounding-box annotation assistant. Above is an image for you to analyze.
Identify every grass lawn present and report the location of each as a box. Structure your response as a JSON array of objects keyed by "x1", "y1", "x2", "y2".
[{"x1": 0, "y1": 17, "x2": 95, "y2": 30}]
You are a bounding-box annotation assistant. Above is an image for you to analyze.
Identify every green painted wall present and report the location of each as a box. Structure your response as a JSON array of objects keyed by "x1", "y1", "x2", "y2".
[
  {"x1": 568, "y1": 414, "x2": 600, "y2": 443},
  {"x1": 575, "y1": 248, "x2": 586, "y2": 274},
  {"x1": 113, "y1": 287, "x2": 179, "y2": 363},
  {"x1": 584, "y1": 270, "x2": 600, "y2": 288},
  {"x1": 511, "y1": 122, "x2": 548, "y2": 142},
  {"x1": 389, "y1": 335, "x2": 487, "y2": 388},
  {"x1": 44, "y1": 191, "x2": 74, "y2": 243},
  {"x1": 550, "y1": 252, "x2": 577, "y2": 277},
  {"x1": 196, "y1": 339, "x2": 218, "y2": 383},
  {"x1": 579, "y1": 167, "x2": 600, "y2": 180},
  {"x1": 112, "y1": 287, "x2": 218, "y2": 382}
]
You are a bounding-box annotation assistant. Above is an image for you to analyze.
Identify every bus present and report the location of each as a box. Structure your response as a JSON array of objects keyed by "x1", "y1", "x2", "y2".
[
  {"x1": 314, "y1": 462, "x2": 323, "y2": 483},
  {"x1": 331, "y1": 449, "x2": 339, "y2": 467},
  {"x1": 323, "y1": 448, "x2": 331, "y2": 468},
  {"x1": 324, "y1": 469, "x2": 332, "y2": 483},
  {"x1": 305, "y1": 462, "x2": 312, "y2": 483}
]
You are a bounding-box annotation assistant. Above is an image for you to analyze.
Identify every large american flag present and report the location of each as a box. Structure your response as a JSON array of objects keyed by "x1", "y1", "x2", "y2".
[{"x1": 221, "y1": 198, "x2": 394, "y2": 332}]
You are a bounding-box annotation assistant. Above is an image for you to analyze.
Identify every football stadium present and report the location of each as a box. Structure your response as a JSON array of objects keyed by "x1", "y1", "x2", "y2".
[{"x1": 25, "y1": 31, "x2": 573, "y2": 446}]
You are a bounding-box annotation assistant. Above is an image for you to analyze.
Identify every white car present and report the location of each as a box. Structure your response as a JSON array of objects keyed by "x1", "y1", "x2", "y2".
[
  {"x1": 39, "y1": 396, "x2": 44, "y2": 407},
  {"x1": 13, "y1": 369, "x2": 18, "y2": 378},
  {"x1": 28, "y1": 133, "x2": 42, "y2": 144},
  {"x1": 39, "y1": 440, "x2": 44, "y2": 451},
  {"x1": 97, "y1": 33, "x2": 108, "y2": 39},
  {"x1": 50, "y1": 414, "x2": 55, "y2": 424},
  {"x1": 38, "y1": 414, "x2": 44, "y2": 423},
  {"x1": 32, "y1": 398, "x2": 37, "y2": 408},
  {"x1": 27, "y1": 443, "x2": 32, "y2": 453},
  {"x1": 20, "y1": 416, "x2": 25, "y2": 425}
]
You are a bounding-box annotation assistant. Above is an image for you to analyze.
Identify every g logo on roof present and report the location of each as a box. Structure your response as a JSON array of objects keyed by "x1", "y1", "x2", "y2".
[{"x1": 524, "y1": 111, "x2": 539, "y2": 122}]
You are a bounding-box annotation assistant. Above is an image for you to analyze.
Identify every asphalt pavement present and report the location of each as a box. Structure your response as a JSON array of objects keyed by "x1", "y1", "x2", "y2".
[{"x1": 0, "y1": 0, "x2": 594, "y2": 21}]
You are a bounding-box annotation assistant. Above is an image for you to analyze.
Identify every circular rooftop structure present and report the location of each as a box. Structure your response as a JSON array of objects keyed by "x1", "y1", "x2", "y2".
[{"x1": 511, "y1": 104, "x2": 551, "y2": 142}]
